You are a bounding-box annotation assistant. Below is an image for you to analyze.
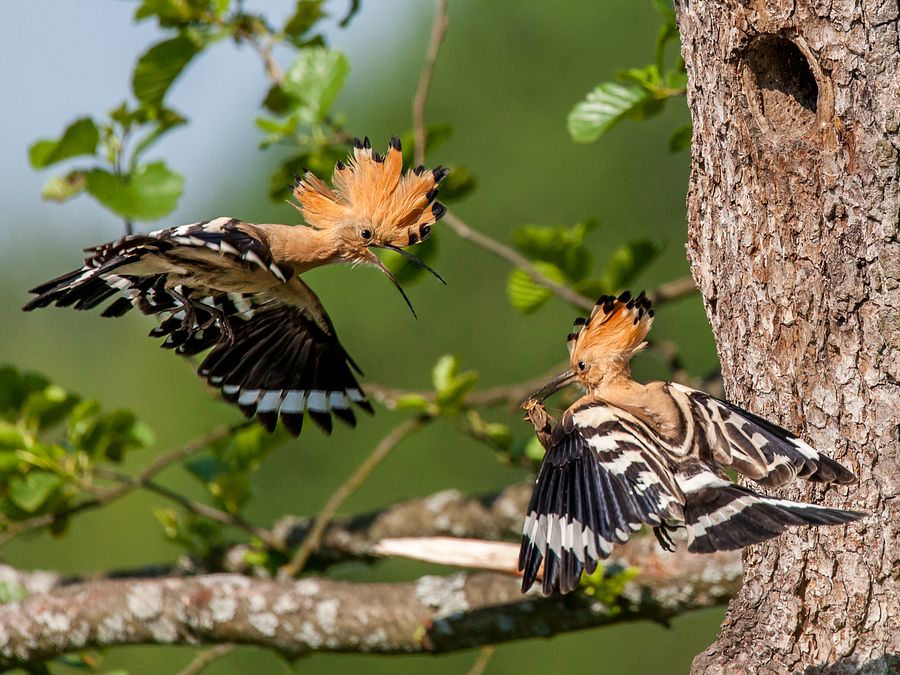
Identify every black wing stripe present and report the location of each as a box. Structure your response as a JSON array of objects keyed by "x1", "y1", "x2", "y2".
[
  {"x1": 519, "y1": 404, "x2": 684, "y2": 594},
  {"x1": 679, "y1": 468, "x2": 864, "y2": 553},
  {"x1": 198, "y1": 304, "x2": 370, "y2": 436},
  {"x1": 670, "y1": 383, "x2": 856, "y2": 487}
]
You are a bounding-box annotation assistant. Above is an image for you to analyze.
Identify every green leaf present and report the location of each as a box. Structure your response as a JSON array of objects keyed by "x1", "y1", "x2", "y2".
[
  {"x1": 568, "y1": 82, "x2": 652, "y2": 143},
  {"x1": 28, "y1": 118, "x2": 99, "y2": 169},
  {"x1": 22, "y1": 384, "x2": 79, "y2": 432},
  {"x1": 0, "y1": 366, "x2": 50, "y2": 422},
  {"x1": 284, "y1": 0, "x2": 326, "y2": 45},
  {"x1": 619, "y1": 65, "x2": 661, "y2": 90},
  {"x1": 506, "y1": 261, "x2": 567, "y2": 314},
  {"x1": 135, "y1": 0, "x2": 189, "y2": 24},
  {"x1": 255, "y1": 113, "x2": 300, "y2": 149},
  {"x1": 669, "y1": 124, "x2": 692, "y2": 152},
  {"x1": 394, "y1": 394, "x2": 432, "y2": 413},
  {"x1": 130, "y1": 107, "x2": 188, "y2": 165},
  {"x1": 66, "y1": 401, "x2": 152, "y2": 462},
  {"x1": 512, "y1": 220, "x2": 597, "y2": 281},
  {"x1": 41, "y1": 171, "x2": 87, "y2": 202},
  {"x1": 431, "y1": 355, "x2": 459, "y2": 393},
  {"x1": 281, "y1": 48, "x2": 349, "y2": 124},
  {"x1": 0, "y1": 424, "x2": 26, "y2": 451},
  {"x1": 598, "y1": 240, "x2": 663, "y2": 291},
  {"x1": 85, "y1": 161, "x2": 184, "y2": 220},
  {"x1": 436, "y1": 371, "x2": 478, "y2": 410},
  {"x1": 261, "y1": 84, "x2": 296, "y2": 115},
  {"x1": 9, "y1": 471, "x2": 62, "y2": 513},
  {"x1": 0, "y1": 451, "x2": 22, "y2": 475},
  {"x1": 132, "y1": 35, "x2": 203, "y2": 109}
]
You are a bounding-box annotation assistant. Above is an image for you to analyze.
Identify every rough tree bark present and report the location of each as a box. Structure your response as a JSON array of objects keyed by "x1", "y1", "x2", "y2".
[{"x1": 675, "y1": 1, "x2": 899, "y2": 673}]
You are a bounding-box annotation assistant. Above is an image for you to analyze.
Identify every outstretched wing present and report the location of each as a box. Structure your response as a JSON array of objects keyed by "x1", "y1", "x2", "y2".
[
  {"x1": 150, "y1": 281, "x2": 373, "y2": 436},
  {"x1": 23, "y1": 217, "x2": 292, "y2": 316},
  {"x1": 519, "y1": 401, "x2": 685, "y2": 595},
  {"x1": 24, "y1": 221, "x2": 372, "y2": 436},
  {"x1": 668, "y1": 383, "x2": 857, "y2": 487}
]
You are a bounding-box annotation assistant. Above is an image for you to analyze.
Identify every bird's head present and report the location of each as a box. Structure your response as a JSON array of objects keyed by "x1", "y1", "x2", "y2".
[
  {"x1": 291, "y1": 136, "x2": 448, "y2": 316},
  {"x1": 527, "y1": 291, "x2": 654, "y2": 400}
]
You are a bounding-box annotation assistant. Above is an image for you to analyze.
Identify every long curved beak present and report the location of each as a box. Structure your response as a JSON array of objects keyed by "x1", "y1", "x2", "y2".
[
  {"x1": 525, "y1": 369, "x2": 577, "y2": 403},
  {"x1": 366, "y1": 251, "x2": 418, "y2": 318},
  {"x1": 370, "y1": 243, "x2": 446, "y2": 285}
]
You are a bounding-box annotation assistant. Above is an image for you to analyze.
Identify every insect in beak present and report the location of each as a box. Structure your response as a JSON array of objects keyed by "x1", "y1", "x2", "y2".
[
  {"x1": 369, "y1": 243, "x2": 446, "y2": 285},
  {"x1": 366, "y1": 251, "x2": 419, "y2": 318},
  {"x1": 524, "y1": 369, "x2": 577, "y2": 404}
]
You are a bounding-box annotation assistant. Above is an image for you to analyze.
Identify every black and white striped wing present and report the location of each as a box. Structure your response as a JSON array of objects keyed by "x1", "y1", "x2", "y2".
[
  {"x1": 675, "y1": 460, "x2": 864, "y2": 554},
  {"x1": 669, "y1": 383, "x2": 857, "y2": 487},
  {"x1": 195, "y1": 298, "x2": 373, "y2": 435},
  {"x1": 23, "y1": 217, "x2": 292, "y2": 317},
  {"x1": 519, "y1": 403, "x2": 685, "y2": 595}
]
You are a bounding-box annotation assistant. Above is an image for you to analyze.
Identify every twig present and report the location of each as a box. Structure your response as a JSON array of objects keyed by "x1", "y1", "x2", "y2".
[
  {"x1": 0, "y1": 422, "x2": 248, "y2": 548},
  {"x1": 279, "y1": 417, "x2": 429, "y2": 577},
  {"x1": 92, "y1": 466, "x2": 281, "y2": 551},
  {"x1": 443, "y1": 211, "x2": 596, "y2": 311},
  {"x1": 468, "y1": 646, "x2": 496, "y2": 675},
  {"x1": 247, "y1": 34, "x2": 283, "y2": 85},
  {"x1": 179, "y1": 645, "x2": 235, "y2": 675},
  {"x1": 412, "y1": 0, "x2": 450, "y2": 166},
  {"x1": 646, "y1": 275, "x2": 697, "y2": 304}
]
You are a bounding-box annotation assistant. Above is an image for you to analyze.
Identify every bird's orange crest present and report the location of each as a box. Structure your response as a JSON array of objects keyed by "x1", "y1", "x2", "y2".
[
  {"x1": 567, "y1": 290, "x2": 654, "y2": 362},
  {"x1": 291, "y1": 136, "x2": 448, "y2": 247}
]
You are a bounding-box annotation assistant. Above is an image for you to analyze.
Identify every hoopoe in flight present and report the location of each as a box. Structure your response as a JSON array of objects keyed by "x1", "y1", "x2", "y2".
[
  {"x1": 23, "y1": 136, "x2": 448, "y2": 436},
  {"x1": 518, "y1": 290, "x2": 864, "y2": 595}
]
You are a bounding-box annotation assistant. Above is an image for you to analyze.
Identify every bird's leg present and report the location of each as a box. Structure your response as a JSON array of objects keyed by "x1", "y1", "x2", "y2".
[
  {"x1": 523, "y1": 398, "x2": 555, "y2": 450},
  {"x1": 653, "y1": 521, "x2": 680, "y2": 553},
  {"x1": 168, "y1": 287, "x2": 197, "y2": 334},
  {"x1": 195, "y1": 300, "x2": 235, "y2": 344}
]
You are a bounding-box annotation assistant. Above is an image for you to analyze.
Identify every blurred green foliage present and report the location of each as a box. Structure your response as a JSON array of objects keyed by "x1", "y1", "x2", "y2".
[{"x1": 0, "y1": 0, "x2": 724, "y2": 673}]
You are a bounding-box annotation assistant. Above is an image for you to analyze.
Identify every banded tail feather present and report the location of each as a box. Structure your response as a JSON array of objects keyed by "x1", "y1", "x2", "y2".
[
  {"x1": 518, "y1": 290, "x2": 866, "y2": 595},
  {"x1": 680, "y1": 470, "x2": 865, "y2": 554}
]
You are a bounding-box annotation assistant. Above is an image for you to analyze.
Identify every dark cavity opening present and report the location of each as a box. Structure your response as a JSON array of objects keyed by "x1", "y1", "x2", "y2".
[{"x1": 744, "y1": 36, "x2": 818, "y2": 138}]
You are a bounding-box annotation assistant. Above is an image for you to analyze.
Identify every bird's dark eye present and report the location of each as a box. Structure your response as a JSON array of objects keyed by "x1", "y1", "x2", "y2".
[
  {"x1": 577, "y1": 360, "x2": 587, "y2": 372},
  {"x1": 361, "y1": 228, "x2": 373, "y2": 240},
  {"x1": 419, "y1": 224, "x2": 431, "y2": 239}
]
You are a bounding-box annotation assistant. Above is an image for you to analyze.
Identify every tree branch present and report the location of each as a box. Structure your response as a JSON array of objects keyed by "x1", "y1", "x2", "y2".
[
  {"x1": 0, "y1": 539, "x2": 740, "y2": 667},
  {"x1": 443, "y1": 211, "x2": 597, "y2": 311},
  {"x1": 412, "y1": 0, "x2": 450, "y2": 166}
]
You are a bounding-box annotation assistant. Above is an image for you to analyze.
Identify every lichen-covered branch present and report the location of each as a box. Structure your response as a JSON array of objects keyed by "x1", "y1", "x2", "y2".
[{"x1": 0, "y1": 538, "x2": 740, "y2": 667}]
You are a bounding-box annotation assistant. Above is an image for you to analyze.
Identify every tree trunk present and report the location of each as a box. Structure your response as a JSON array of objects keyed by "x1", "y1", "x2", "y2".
[{"x1": 674, "y1": 1, "x2": 899, "y2": 673}]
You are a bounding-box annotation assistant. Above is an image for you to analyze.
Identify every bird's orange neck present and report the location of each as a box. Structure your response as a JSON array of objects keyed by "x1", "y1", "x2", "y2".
[{"x1": 258, "y1": 224, "x2": 343, "y2": 273}]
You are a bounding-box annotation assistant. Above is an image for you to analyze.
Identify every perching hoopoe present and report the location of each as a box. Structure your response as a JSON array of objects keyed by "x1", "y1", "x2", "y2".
[
  {"x1": 23, "y1": 136, "x2": 448, "y2": 436},
  {"x1": 518, "y1": 290, "x2": 864, "y2": 595}
]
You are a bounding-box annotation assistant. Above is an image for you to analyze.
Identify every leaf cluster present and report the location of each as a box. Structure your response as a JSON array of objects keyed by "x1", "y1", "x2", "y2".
[
  {"x1": 0, "y1": 366, "x2": 152, "y2": 529},
  {"x1": 567, "y1": 1, "x2": 690, "y2": 151}
]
